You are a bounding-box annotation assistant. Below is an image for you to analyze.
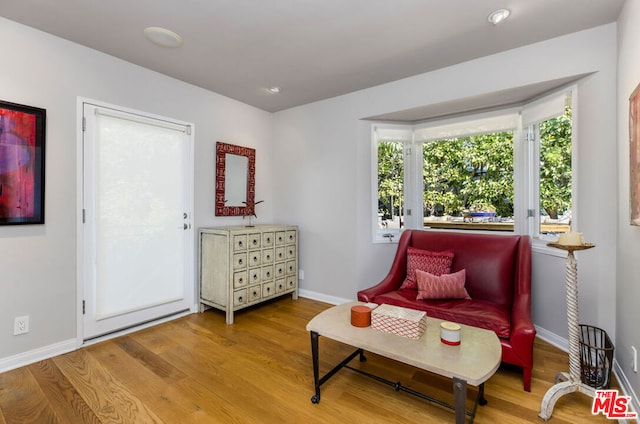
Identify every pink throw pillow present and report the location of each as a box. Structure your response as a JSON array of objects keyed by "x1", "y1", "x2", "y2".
[
  {"x1": 416, "y1": 269, "x2": 471, "y2": 300},
  {"x1": 400, "y1": 247, "x2": 454, "y2": 290}
]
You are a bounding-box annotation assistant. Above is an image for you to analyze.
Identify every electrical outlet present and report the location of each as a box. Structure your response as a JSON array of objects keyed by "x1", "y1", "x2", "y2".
[
  {"x1": 14, "y1": 316, "x2": 29, "y2": 335},
  {"x1": 632, "y1": 346, "x2": 638, "y2": 373},
  {"x1": 299, "y1": 269, "x2": 304, "y2": 280}
]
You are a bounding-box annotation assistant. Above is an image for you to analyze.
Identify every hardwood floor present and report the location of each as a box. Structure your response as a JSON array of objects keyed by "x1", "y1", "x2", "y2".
[{"x1": 0, "y1": 297, "x2": 617, "y2": 423}]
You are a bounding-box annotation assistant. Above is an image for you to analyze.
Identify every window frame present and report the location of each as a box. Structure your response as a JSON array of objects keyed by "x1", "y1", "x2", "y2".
[
  {"x1": 371, "y1": 86, "x2": 576, "y2": 246},
  {"x1": 371, "y1": 124, "x2": 413, "y2": 243},
  {"x1": 523, "y1": 90, "x2": 577, "y2": 245}
]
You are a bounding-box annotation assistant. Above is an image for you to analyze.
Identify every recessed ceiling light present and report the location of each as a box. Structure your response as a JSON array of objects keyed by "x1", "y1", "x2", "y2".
[
  {"x1": 144, "y1": 27, "x2": 183, "y2": 48},
  {"x1": 269, "y1": 86, "x2": 281, "y2": 94},
  {"x1": 487, "y1": 9, "x2": 510, "y2": 25}
]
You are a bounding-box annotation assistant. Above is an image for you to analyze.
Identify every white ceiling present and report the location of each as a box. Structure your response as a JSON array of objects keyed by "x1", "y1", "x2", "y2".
[{"x1": 0, "y1": 0, "x2": 624, "y2": 113}]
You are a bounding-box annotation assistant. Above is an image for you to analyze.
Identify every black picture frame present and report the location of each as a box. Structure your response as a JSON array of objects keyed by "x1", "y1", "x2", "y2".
[{"x1": 0, "y1": 100, "x2": 46, "y2": 225}]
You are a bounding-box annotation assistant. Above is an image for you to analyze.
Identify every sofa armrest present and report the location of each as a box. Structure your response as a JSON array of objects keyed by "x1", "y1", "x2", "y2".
[
  {"x1": 509, "y1": 235, "x2": 535, "y2": 364},
  {"x1": 511, "y1": 292, "x2": 535, "y2": 338},
  {"x1": 509, "y1": 296, "x2": 536, "y2": 366},
  {"x1": 357, "y1": 273, "x2": 402, "y2": 302},
  {"x1": 357, "y1": 230, "x2": 412, "y2": 302}
]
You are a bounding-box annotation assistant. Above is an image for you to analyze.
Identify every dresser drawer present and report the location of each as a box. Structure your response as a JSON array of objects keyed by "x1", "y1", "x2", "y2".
[
  {"x1": 275, "y1": 247, "x2": 286, "y2": 261},
  {"x1": 285, "y1": 230, "x2": 297, "y2": 244},
  {"x1": 286, "y1": 260, "x2": 296, "y2": 276},
  {"x1": 262, "y1": 249, "x2": 274, "y2": 264},
  {"x1": 249, "y1": 268, "x2": 261, "y2": 285},
  {"x1": 262, "y1": 232, "x2": 275, "y2": 247},
  {"x1": 262, "y1": 282, "x2": 276, "y2": 298},
  {"x1": 233, "y1": 235, "x2": 247, "y2": 251},
  {"x1": 275, "y1": 263, "x2": 286, "y2": 278},
  {"x1": 233, "y1": 271, "x2": 248, "y2": 288},
  {"x1": 262, "y1": 265, "x2": 274, "y2": 281},
  {"x1": 275, "y1": 231, "x2": 286, "y2": 245},
  {"x1": 286, "y1": 277, "x2": 296, "y2": 291},
  {"x1": 249, "y1": 250, "x2": 261, "y2": 267},
  {"x1": 233, "y1": 289, "x2": 247, "y2": 306},
  {"x1": 248, "y1": 285, "x2": 261, "y2": 302},
  {"x1": 286, "y1": 245, "x2": 296, "y2": 259},
  {"x1": 248, "y1": 233, "x2": 261, "y2": 249},
  {"x1": 276, "y1": 279, "x2": 286, "y2": 293},
  {"x1": 233, "y1": 253, "x2": 247, "y2": 269}
]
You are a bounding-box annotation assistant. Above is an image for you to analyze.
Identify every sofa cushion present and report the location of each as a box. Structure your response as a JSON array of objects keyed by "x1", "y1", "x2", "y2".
[
  {"x1": 400, "y1": 247, "x2": 454, "y2": 290},
  {"x1": 416, "y1": 269, "x2": 471, "y2": 300},
  {"x1": 407, "y1": 231, "x2": 519, "y2": 310},
  {"x1": 373, "y1": 288, "x2": 511, "y2": 338}
]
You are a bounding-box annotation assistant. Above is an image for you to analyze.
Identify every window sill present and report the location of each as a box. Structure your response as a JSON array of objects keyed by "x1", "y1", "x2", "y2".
[
  {"x1": 423, "y1": 220, "x2": 513, "y2": 232},
  {"x1": 373, "y1": 232, "x2": 401, "y2": 244},
  {"x1": 532, "y1": 238, "x2": 566, "y2": 258}
]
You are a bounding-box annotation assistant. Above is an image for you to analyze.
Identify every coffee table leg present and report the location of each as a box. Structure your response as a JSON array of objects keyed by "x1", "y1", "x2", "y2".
[
  {"x1": 310, "y1": 331, "x2": 321, "y2": 404},
  {"x1": 453, "y1": 377, "x2": 467, "y2": 424},
  {"x1": 478, "y1": 383, "x2": 487, "y2": 405}
]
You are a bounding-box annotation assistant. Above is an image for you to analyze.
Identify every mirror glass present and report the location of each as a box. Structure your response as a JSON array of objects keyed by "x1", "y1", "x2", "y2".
[
  {"x1": 224, "y1": 153, "x2": 248, "y2": 206},
  {"x1": 215, "y1": 141, "x2": 256, "y2": 216}
]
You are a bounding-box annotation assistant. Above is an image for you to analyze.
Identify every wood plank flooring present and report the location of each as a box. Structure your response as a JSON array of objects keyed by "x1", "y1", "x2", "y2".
[{"x1": 0, "y1": 297, "x2": 618, "y2": 423}]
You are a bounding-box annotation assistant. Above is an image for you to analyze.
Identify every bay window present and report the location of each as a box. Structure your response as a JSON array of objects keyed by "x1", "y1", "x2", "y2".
[{"x1": 373, "y1": 87, "x2": 575, "y2": 243}]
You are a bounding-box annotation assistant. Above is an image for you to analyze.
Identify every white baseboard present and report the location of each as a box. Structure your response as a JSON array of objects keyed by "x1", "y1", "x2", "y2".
[
  {"x1": 0, "y1": 339, "x2": 77, "y2": 374},
  {"x1": 535, "y1": 324, "x2": 569, "y2": 352},
  {"x1": 613, "y1": 360, "x2": 640, "y2": 423},
  {"x1": 298, "y1": 289, "x2": 352, "y2": 306}
]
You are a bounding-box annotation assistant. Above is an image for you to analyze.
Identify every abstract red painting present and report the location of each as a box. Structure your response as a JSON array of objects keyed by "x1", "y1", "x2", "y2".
[{"x1": 0, "y1": 100, "x2": 46, "y2": 225}]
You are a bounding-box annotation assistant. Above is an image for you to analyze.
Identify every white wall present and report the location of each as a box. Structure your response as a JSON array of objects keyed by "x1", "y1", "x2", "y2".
[
  {"x1": 273, "y1": 24, "x2": 618, "y2": 345},
  {"x1": 0, "y1": 17, "x2": 273, "y2": 363},
  {"x1": 616, "y1": 0, "x2": 640, "y2": 403}
]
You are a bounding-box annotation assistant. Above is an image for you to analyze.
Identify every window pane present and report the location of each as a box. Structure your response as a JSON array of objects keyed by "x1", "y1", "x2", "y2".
[
  {"x1": 422, "y1": 132, "x2": 514, "y2": 232},
  {"x1": 377, "y1": 140, "x2": 404, "y2": 231},
  {"x1": 539, "y1": 106, "x2": 572, "y2": 235}
]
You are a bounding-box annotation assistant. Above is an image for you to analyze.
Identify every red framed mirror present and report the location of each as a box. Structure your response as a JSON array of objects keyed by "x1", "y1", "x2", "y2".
[{"x1": 215, "y1": 141, "x2": 256, "y2": 216}]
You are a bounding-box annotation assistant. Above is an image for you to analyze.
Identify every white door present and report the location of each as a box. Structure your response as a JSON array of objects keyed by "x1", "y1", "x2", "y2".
[{"x1": 82, "y1": 101, "x2": 194, "y2": 341}]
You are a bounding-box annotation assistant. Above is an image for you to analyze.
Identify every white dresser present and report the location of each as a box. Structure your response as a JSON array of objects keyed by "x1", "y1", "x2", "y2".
[{"x1": 199, "y1": 225, "x2": 299, "y2": 324}]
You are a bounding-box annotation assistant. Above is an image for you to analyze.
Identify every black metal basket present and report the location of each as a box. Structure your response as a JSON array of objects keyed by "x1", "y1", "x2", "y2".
[{"x1": 579, "y1": 324, "x2": 614, "y2": 389}]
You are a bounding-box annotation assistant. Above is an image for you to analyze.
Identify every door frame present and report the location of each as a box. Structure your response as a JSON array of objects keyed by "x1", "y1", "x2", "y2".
[{"x1": 75, "y1": 97, "x2": 196, "y2": 347}]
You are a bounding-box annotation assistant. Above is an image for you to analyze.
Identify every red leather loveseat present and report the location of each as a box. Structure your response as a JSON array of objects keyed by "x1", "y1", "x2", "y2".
[{"x1": 358, "y1": 229, "x2": 535, "y2": 391}]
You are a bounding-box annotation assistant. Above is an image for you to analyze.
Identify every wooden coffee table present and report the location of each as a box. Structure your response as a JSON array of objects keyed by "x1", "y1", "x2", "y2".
[{"x1": 306, "y1": 302, "x2": 501, "y2": 424}]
